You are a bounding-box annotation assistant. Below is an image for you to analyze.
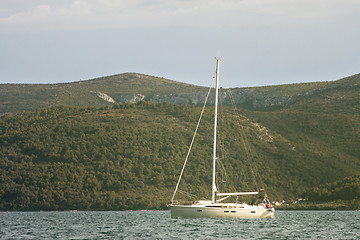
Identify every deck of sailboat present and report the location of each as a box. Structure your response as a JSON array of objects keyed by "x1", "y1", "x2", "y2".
[{"x1": 169, "y1": 202, "x2": 274, "y2": 218}]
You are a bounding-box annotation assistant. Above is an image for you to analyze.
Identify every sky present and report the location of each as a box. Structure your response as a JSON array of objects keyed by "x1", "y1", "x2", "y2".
[{"x1": 0, "y1": 0, "x2": 359, "y2": 88}]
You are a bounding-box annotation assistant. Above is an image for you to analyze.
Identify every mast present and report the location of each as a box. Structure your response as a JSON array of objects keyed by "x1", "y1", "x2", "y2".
[{"x1": 212, "y1": 58, "x2": 220, "y2": 203}]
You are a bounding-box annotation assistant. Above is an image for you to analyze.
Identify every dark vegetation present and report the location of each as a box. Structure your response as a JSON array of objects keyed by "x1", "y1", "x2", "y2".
[
  {"x1": 304, "y1": 175, "x2": 360, "y2": 202},
  {"x1": 0, "y1": 72, "x2": 359, "y2": 210},
  {"x1": 276, "y1": 176, "x2": 360, "y2": 210}
]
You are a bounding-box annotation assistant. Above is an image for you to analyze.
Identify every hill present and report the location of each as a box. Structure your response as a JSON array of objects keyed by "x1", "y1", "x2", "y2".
[
  {"x1": 0, "y1": 73, "x2": 206, "y2": 115},
  {"x1": 2, "y1": 72, "x2": 359, "y2": 115},
  {"x1": 0, "y1": 72, "x2": 359, "y2": 210},
  {"x1": 1, "y1": 96, "x2": 359, "y2": 210}
]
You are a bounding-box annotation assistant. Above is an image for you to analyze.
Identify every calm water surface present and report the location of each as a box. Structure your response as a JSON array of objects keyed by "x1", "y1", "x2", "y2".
[{"x1": 1, "y1": 210, "x2": 359, "y2": 239}]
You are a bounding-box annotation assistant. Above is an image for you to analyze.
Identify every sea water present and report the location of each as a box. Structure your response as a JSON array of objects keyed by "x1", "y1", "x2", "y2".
[{"x1": 0, "y1": 210, "x2": 359, "y2": 239}]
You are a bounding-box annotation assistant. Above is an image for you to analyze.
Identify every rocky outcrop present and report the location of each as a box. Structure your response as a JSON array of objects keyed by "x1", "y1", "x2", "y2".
[
  {"x1": 114, "y1": 94, "x2": 145, "y2": 103},
  {"x1": 91, "y1": 92, "x2": 115, "y2": 103},
  {"x1": 111, "y1": 90, "x2": 298, "y2": 109},
  {"x1": 90, "y1": 74, "x2": 360, "y2": 110}
]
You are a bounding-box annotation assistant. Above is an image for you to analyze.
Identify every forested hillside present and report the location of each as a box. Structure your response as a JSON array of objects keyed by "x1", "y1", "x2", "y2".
[
  {"x1": 304, "y1": 175, "x2": 360, "y2": 202},
  {"x1": 1, "y1": 97, "x2": 359, "y2": 210}
]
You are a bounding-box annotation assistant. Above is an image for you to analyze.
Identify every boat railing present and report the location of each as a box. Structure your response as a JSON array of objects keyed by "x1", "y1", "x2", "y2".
[{"x1": 216, "y1": 192, "x2": 259, "y2": 196}]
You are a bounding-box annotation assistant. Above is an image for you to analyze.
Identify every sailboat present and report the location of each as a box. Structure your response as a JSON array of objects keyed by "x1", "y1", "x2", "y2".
[{"x1": 169, "y1": 59, "x2": 275, "y2": 218}]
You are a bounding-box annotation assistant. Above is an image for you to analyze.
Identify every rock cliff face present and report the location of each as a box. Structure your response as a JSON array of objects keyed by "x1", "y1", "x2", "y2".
[
  {"x1": 112, "y1": 89, "x2": 302, "y2": 110},
  {"x1": 115, "y1": 94, "x2": 145, "y2": 103},
  {"x1": 110, "y1": 73, "x2": 360, "y2": 110},
  {"x1": 91, "y1": 92, "x2": 115, "y2": 103},
  {"x1": 219, "y1": 89, "x2": 297, "y2": 110}
]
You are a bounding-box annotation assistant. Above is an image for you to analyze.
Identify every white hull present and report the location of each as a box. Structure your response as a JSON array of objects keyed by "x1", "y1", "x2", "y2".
[{"x1": 170, "y1": 203, "x2": 274, "y2": 219}]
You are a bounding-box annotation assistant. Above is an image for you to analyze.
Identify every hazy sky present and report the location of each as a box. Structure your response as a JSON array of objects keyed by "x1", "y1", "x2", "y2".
[{"x1": 1, "y1": 0, "x2": 359, "y2": 88}]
